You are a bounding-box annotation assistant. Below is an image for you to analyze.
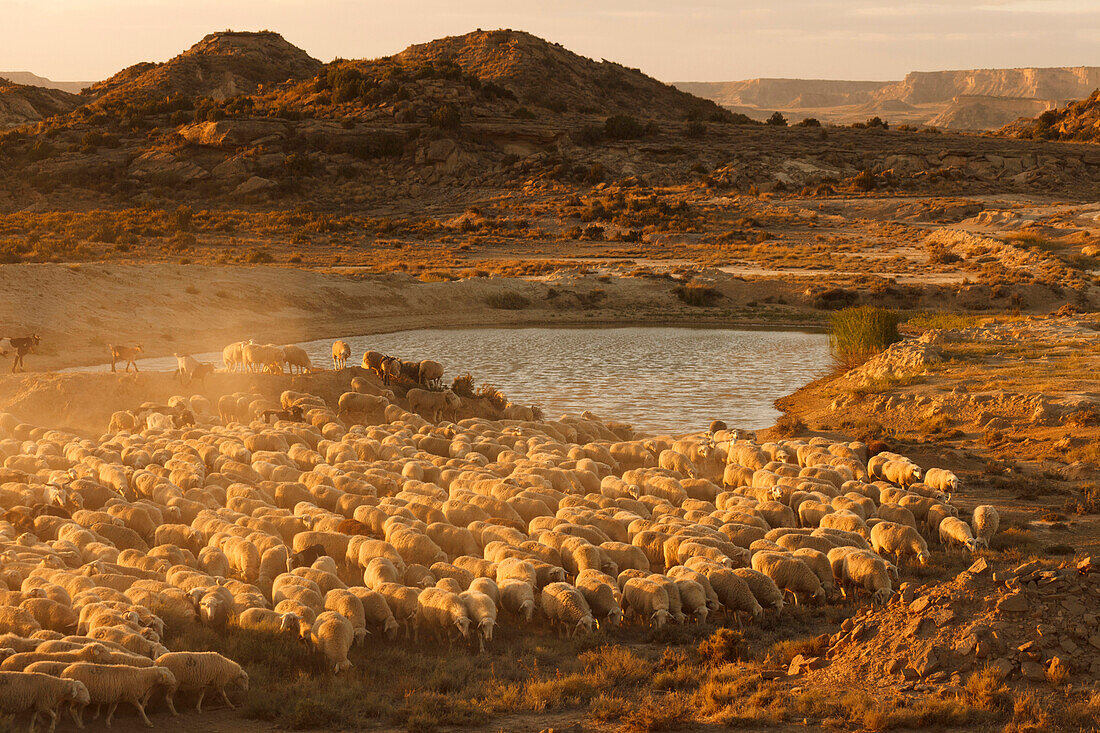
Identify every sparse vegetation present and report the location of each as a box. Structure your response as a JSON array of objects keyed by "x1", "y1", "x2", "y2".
[{"x1": 830, "y1": 306, "x2": 901, "y2": 367}]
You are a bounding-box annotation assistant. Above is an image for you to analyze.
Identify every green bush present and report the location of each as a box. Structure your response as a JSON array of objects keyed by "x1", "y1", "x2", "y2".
[{"x1": 830, "y1": 306, "x2": 901, "y2": 367}]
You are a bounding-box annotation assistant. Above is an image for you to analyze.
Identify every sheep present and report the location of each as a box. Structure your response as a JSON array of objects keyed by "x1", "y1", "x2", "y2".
[
  {"x1": 672, "y1": 578, "x2": 708, "y2": 623},
  {"x1": 155, "y1": 651, "x2": 248, "y2": 713},
  {"x1": 882, "y1": 460, "x2": 922, "y2": 487},
  {"x1": 347, "y1": 587, "x2": 399, "y2": 640},
  {"x1": 458, "y1": 590, "x2": 497, "y2": 652},
  {"x1": 282, "y1": 345, "x2": 312, "y2": 376},
  {"x1": 323, "y1": 589, "x2": 367, "y2": 646},
  {"x1": 923, "y1": 468, "x2": 958, "y2": 495},
  {"x1": 699, "y1": 566, "x2": 763, "y2": 620},
  {"x1": 869, "y1": 521, "x2": 931, "y2": 567},
  {"x1": 499, "y1": 580, "x2": 536, "y2": 623},
  {"x1": 620, "y1": 578, "x2": 672, "y2": 629},
  {"x1": 730, "y1": 568, "x2": 784, "y2": 614},
  {"x1": 332, "y1": 341, "x2": 351, "y2": 371},
  {"x1": 416, "y1": 588, "x2": 471, "y2": 643},
  {"x1": 417, "y1": 360, "x2": 444, "y2": 388},
  {"x1": 971, "y1": 505, "x2": 999, "y2": 550},
  {"x1": 540, "y1": 582, "x2": 594, "y2": 637},
  {"x1": 939, "y1": 516, "x2": 980, "y2": 554},
  {"x1": 575, "y1": 571, "x2": 622, "y2": 629},
  {"x1": 310, "y1": 611, "x2": 354, "y2": 674},
  {"x1": 0, "y1": 607, "x2": 41, "y2": 636},
  {"x1": 375, "y1": 583, "x2": 420, "y2": 638},
  {"x1": 0, "y1": 671, "x2": 90, "y2": 733},
  {"x1": 61, "y1": 662, "x2": 177, "y2": 728},
  {"x1": 832, "y1": 549, "x2": 892, "y2": 605},
  {"x1": 750, "y1": 552, "x2": 824, "y2": 605}
]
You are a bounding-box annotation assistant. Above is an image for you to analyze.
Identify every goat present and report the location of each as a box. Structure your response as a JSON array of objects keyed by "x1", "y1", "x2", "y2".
[
  {"x1": 109, "y1": 344, "x2": 144, "y2": 373},
  {"x1": 7, "y1": 334, "x2": 40, "y2": 372}
]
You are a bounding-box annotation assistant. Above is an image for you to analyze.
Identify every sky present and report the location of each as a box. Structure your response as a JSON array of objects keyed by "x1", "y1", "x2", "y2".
[{"x1": 2, "y1": 0, "x2": 1098, "y2": 83}]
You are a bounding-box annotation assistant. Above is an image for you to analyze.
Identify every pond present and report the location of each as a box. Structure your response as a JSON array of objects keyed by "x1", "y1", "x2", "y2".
[{"x1": 68, "y1": 326, "x2": 832, "y2": 435}]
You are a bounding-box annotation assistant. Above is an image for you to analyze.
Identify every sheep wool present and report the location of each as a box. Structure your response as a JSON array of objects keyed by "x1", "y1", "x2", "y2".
[
  {"x1": 61, "y1": 662, "x2": 177, "y2": 727},
  {"x1": 540, "y1": 582, "x2": 594, "y2": 637},
  {"x1": 0, "y1": 671, "x2": 90, "y2": 731}
]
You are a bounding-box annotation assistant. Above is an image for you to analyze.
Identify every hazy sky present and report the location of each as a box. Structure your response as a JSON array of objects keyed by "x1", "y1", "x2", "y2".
[{"x1": 3, "y1": 0, "x2": 1097, "y2": 82}]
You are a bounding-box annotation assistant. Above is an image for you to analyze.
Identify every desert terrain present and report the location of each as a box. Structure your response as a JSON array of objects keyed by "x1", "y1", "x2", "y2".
[{"x1": 0, "y1": 27, "x2": 1098, "y2": 733}]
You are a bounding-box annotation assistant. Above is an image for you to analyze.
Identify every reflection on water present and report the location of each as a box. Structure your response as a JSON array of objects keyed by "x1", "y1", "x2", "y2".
[{"x1": 67, "y1": 327, "x2": 831, "y2": 435}]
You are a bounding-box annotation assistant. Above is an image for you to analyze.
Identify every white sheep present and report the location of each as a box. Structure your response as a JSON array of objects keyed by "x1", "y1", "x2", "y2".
[
  {"x1": 923, "y1": 468, "x2": 958, "y2": 495},
  {"x1": 0, "y1": 670, "x2": 90, "y2": 733},
  {"x1": 970, "y1": 505, "x2": 999, "y2": 550},
  {"x1": 310, "y1": 611, "x2": 354, "y2": 674},
  {"x1": 939, "y1": 516, "x2": 980, "y2": 553},
  {"x1": 458, "y1": 590, "x2": 497, "y2": 652},
  {"x1": 155, "y1": 651, "x2": 248, "y2": 713},
  {"x1": 869, "y1": 521, "x2": 931, "y2": 567},
  {"x1": 62, "y1": 662, "x2": 177, "y2": 727}
]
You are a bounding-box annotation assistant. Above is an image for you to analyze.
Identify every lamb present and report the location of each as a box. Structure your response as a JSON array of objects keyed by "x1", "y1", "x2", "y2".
[
  {"x1": 310, "y1": 611, "x2": 354, "y2": 674},
  {"x1": 109, "y1": 345, "x2": 144, "y2": 374},
  {"x1": 146, "y1": 653, "x2": 240, "y2": 713},
  {"x1": 970, "y1": 505, "x2": 999, "y2": 549},
  {"x1": 61, "y1": 662, "x2": 177, "y2": 727},
  {"x1": 458, "y1": 590, "x2": 497, "y2": 651},
  {"x1": 332, "y1": 341, "x2": 351, "y2": 371},
  {"x1": 750, "y1": 552, "x2": 824, "y2": 605},
  {"x1": 416, "y1": 588, "x2": 471, "y2": 643},
  {"x1": 939, "y1": 516, "x2": 980, "y2": 554},
  {"x1": 923, "y1": 468, "x2": 958, "y2": 495},
  {"x1": 0, "y1": 671, "x2": 90, "y2": 733},
  {"x1": 540, "y1": 582, "x2": 595, "y2": 637},
  {"x1": 870, "y1": 521, "x2": 931, "y2": 567}
]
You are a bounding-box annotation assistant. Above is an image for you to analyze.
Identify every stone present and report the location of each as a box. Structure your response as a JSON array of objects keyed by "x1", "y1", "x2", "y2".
[
  {"x1": 1077, "y1": 557, "x2": 1095, "y2": 575},
  {"x1": 912, "y1": 647, "x2": 941, "y2": 677},
  {"x1": 233, "y1": 176, "x2": 277, "y2": 196},
  {"x1": 910, "y1": 596, "x2": 932, "y2": 614},
  {"x1": 1088, "y1": 634, "x2": 1100, "y2": 651},
  {"x1": 931, "y1": 607, "x2": 956, "y2": 627},
  {"x1": 968, "y1": 558, "x2": 990, "y2": 575},
  {"x1": 1013, "y1": 561, "x2": 1042, "y2": 578},
  {"x1": 1020, "y1": 660, "x2": 1045, "y2": 681},
  {"x1": 990, "y1": 658, "x2": 1015, "y2": 677},
  {"x1": 998, "y1": 592, "x2": 1029, "y2": 613}
]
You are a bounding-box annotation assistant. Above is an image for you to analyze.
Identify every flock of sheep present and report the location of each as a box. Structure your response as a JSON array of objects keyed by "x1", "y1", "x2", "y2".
[{"x1": 0, "y1": 343, "x2": 1001, "y2": 731}]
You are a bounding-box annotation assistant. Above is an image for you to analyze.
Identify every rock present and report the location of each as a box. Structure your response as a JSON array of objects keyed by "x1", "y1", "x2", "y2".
[
  {"x1": 909, "y1": 596, "x2": 932, "y2": 614},
  {"x1": 1077, "y1": 556, "x2": 1096, "y2": 575},
  {"x1": 967, "y1": 558, "x2": 990, "y2": 575},
  {"x1": 1013, "y1": 561, "x2": 1042, "y2": 578},
  {"x1": 234, "y1": 176, "x2": 277, "y2": 196},
  {"x1": 1020, "y1": 660, "x2": 1045, "y2": 681},
  {"x1": 998, "y1": 592, "x2": 1029, "y2": 613},
  {"x1": 990, "y1": 657, "x2": 1015, "y2": 677},
  {"x1": 912, "y1": 647, "x2": 941, "y2": 677},
  {"x1": 129, "y1": 150, "x2": 209, "y2": 182}
]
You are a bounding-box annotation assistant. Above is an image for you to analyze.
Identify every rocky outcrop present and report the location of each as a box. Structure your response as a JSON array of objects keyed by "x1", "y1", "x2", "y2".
[
  {"x1": 0, "y1": 79, "x2": 83, "y2": 129},
  {"x1": 999, "y1": 90, "x2": 1100, "y2": 143}
]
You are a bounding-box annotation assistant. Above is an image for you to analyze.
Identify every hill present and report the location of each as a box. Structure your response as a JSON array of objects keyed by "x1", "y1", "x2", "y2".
[
  {"x1": 998, "y1": 89, "x2": 1100, "y2": 142},
  {"x1": 0, "y1": 78, "x2": 83, "y2": 129},
  {"x1": 85, "y1": 30, "x2": 322, "y2": 107},
  {"x1": 392, "y1": 29, "x2": 725, "y2": 119},
  {"x1": 0, "y1": 71, "x2": 93, "y2": 94},
  {"x1": 678, "y1": 67, "x2": 1100, "y2": 129}
]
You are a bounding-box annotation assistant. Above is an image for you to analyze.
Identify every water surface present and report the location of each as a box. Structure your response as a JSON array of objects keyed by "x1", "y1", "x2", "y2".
[{"x1": 69, "y1": 326, "x2": 831, "y2": 434}]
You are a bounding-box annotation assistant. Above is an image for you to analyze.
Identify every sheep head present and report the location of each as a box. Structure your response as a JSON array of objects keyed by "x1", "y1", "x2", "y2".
[
  {"x1": 477, "y1": 617, "x2": 495, "y2": 642},
  {"x1": 651, "y1": 609, "x2": 672, "y2": 628},
  {"x1": 519, "y1": 599, "x2": 535, "y2": 622},
  {"x1": 383, "y1": 617, "x2": 400, "y2": 640},
  {"x1": 916, "y1": 550, "x2": 932, "y2": 566},
  {"x1": 454, "y1": 616, "x2": 471, "y2": 640}
]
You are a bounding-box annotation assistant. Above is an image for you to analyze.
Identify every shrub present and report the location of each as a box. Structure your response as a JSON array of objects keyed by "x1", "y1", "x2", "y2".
[
  {"x1": 511, "y1": 106, "x2": 535, "y2": 119},
  {"x1": 830, "y1": 306, "x2": 901, "y2": 368},
  {"x1": 686, "y1": 120, "x2": 706, "y2": 138},
  {"x1": 797, "y1": 117, "x2": 821, "y2": 127},
  {"x1": 697, "y1": 629, "x2": 749, "y2": 665},
  {"x1": 451, "y1": 373, "x2": 475, "y2": 397},
  {"x1": 672, "y1": 283, "x2": 721, "y2": 307},
  {"x1": 604, "y1": 115, "x2": 645, "y2": 140},
  {"x1": 766, "y1": 111, "x2": 788, "y2": 126},
  {"x1": 772, "y1": 414, "x2": 807, "y2": 438},
  {"x1": 173, "y1": 205, "x2": 193, "y2": 232},
  {"x1": 245, "y1": 247, "x2": 274, "y2": 264},
  {"x1": 429, "y1": 104, "x2": 460, "y2": 129},
  {"x1": 853, "y1": 169, "x2": 877, "y2": 191},
  {"x1": 484, "y1": 292, "x2": 530, "y2": 310}
]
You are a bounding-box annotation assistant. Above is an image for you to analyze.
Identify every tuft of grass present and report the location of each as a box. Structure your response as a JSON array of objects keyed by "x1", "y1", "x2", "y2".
[
  {"x1": 451, "y1": 372, "x2": 475, "y2": 398},
  {"x1": 964, "y1": 666, "x2": 1010, "y2": 711},
  {"x1": 904, "y1": 311, "x2": 978, "y2": 332},
  {"x1": 771, "y1": 414, "x2": 807, "y2": 438},
  {"x1": 830, "y1": 306, "x2": 901, "y2": 367}
]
